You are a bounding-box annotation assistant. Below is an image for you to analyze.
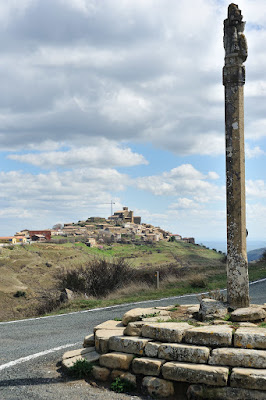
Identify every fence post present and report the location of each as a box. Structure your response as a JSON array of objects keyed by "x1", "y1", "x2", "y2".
[{"x1": 156, "y1": 270, "x2": 159, "y2": 289}]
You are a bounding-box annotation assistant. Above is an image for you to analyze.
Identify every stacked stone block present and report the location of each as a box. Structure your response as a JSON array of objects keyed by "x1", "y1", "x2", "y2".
[{"x1": 62, "y1": 307, "x2": 266, "y2": 399}]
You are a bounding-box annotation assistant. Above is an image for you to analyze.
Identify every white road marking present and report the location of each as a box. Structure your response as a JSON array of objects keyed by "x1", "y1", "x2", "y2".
[
  {"x1": 0, "y1": 278, "x2": 265, "y2": 326},
  {"x1": 0, "y1": 292, "x2": 208, "y2": 325},
  {"x1": 0, "y1": 342, "x2": 80, "y2": 371},
  {"x1": 0, "y1": 278, "x2": 265, "y2": 372}
]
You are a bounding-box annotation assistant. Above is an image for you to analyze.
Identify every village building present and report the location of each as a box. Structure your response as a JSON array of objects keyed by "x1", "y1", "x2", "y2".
[
  {"x1": 28, "y1": 230, "x2": 51, "y2": 241},
  {"x1": 108, "y1": 207, "x2": 141, "y2": 225}
]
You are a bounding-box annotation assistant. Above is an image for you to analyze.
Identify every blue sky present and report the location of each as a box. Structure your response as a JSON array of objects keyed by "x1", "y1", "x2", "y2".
[{"x1": 1, "y1": 0, "x2": 266, "y2": 242}]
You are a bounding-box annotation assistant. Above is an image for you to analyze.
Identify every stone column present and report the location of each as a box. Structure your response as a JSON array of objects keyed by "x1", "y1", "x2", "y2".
[{"x1": 223, "y1": 4, "x2": 249, "y2": 308}]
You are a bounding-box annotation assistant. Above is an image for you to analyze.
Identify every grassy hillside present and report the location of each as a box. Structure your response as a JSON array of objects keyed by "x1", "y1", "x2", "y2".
[
  {"x1": 0, "y1": 241, "x2": 265, "y2": 321},
  {"x1": 247, "y1": 247, "x2": 266, "y2": 262}
]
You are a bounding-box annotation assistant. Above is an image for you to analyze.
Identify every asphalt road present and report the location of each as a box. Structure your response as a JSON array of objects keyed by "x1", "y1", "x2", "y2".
[{"x1": 0, "y1": 279, "x2": 265, "y2": 399}]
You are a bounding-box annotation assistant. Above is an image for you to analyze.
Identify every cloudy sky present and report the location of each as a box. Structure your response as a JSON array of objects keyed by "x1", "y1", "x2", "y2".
[{"x1": 1, "y1": 0, "x2": 266, "y2": 242}]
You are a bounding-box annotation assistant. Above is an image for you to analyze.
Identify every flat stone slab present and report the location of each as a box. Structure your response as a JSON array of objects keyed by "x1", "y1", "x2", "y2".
[
  {"x1": 132, "y1": 357, "x2": 165, "y2": 376},
  {"x1": 185, "y1": 325, "x2": 233, "y2": 347},
  {"x1": 91, "y1": 365, "x2": 110, "y2": 381},
  {"x1": 124, "y1": 321, "x2": 145, "y2": 336},
  {"x1": 63, "y1": 346, "x2": 96, "y2": 360},
  {"x1": 230, "y1": 367, "x2": 266, "y2": 391},
  {"x1": 162, "y1": 362, "x2": 228, "y2": 386},
  {"x1": 142, "y1": 315, "x2": 171, "y2": 322},
  {"x1": 61, "y1": 351, "x2": 100, "y2": 369},
  {"x1": 158, "y1": 343, "x2": 210, "y2": 364},
  {"x1": 187, "y1": 305, "x2": 200, "y2": 314},
  {"x1": 110, "y1": 371, "x2": 136, "y2": 386},
  {"x1": 199, "y1": 299, "x2": 228, "y2": 321},
  {"x1": 209, "y1": 347, "x2": 266, "y2": 368},
  {"x1": 234, "y1": 327, "x2": 266, "y2": 349},
  {"x1": 142, "y1": 322, "x2": 191, "y2": 343},
  {"x1": 142, "y1": 376, "x2": 174, "y2": 398},
  {"x1": 83, "y1": 334, "x2": 95, "y2": 347},
  {"x1": 155, "y1": 305, "x2": 175, "y2": 311},
  {"x1": 99, "y1": 352, "x2": 133, "y2": 370},
  {"x1": 237, "y1": 322, "x2": 257, "y2": 327},
  {"x1": 95, "y1": 329, "x2": 125, "y2": 354},
  {"x1": 231, "y1": 307, "x2": 266, "y2": 322},
  {"x1": 144, "y1": 342, "x2": 162, "y2": 358},
  {"x1": 94, "y1": 320, "x2": 125, "y2": 332},
  {"x1": 109, "y1": 335, "x2": 151, "y2": 355},
  {"x1": 122, "y1": 308, "x2": 170, "y2": 326},
  {"x1": 187, "y1": 385, "x2": 266, "y2": 400}
]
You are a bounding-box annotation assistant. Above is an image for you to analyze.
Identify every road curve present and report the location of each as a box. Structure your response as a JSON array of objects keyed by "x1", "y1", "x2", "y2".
[{"x1": 0, "y1": 280, "x2": 265, "y2": 399}]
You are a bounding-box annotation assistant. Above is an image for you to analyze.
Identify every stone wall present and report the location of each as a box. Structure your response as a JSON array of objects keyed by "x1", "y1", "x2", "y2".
[{"x1": 62, "y1": 306, "x2": 266, "y2": 399}]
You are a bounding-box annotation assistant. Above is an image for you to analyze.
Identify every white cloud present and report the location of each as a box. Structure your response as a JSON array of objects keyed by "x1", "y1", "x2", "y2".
[
  {"x1": 135, "y1": 164, "x2": 224, "y2": 201},
  {"x1": 8, "y1": 141, "x2": 148, "y2": 169},
  {"x1": 101, "y1": 88, "x2": 151, "y2": 123},
  {"x1": 169, "y1": 198, "x2": 202, "y2": 210},
  {"x1": 245, "y1": 144, "x2": 265, "y2": 159},
  {"x1": 246, "y1": 179, "x2": 266, "y2": 198}
]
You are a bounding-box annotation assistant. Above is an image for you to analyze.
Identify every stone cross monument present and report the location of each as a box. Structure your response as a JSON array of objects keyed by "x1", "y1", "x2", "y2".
[{"x1": 223, "y1": 4, "x2": 249, "y2": 308}]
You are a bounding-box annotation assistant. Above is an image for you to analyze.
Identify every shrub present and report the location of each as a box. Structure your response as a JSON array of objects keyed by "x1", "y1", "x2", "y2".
[
  {"x1": 110, "y1": 377, "x2": 136, "y2": 393},
  {"x1": 68, "y1": 359, "x2": 93, "y2": 379},
  {"x1": 261, "y1": 250, "x2": 266, "y2": 261},
  {"x1": 14, "y1": 290, "x2": 26, "y2": 298},
  {"x1": 189, "y1": 275, "x2": 208, "y2": 288},
  {"x1": 34, "y1": 291, "x2": 61, "y2": 315},
  {"x1": 58, "y1": 257, "x2": 133, "y2": 298}
]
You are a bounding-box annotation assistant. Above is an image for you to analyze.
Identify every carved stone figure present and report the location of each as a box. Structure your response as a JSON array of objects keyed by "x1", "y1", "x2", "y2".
[{"x1": 224, "y1": 4, "x2": 248, "y2": 63}]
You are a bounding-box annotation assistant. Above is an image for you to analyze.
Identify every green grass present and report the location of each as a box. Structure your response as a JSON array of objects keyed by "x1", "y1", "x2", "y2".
[{"x1": 1, "y1": 240, "x2": 266, "y2": 321}]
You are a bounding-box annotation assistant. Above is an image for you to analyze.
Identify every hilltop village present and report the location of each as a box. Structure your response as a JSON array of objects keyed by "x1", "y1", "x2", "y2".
[{"x1": 0, "y1": 207, "x2": 195, "y2": 247}]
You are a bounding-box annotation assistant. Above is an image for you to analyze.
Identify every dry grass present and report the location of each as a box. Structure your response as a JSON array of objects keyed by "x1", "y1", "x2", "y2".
[{"x1": 1, "y1": 241, "x2": 264, "y2": 321}]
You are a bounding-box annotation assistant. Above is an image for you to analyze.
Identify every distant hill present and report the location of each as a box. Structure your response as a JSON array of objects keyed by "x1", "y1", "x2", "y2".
[{"x1": 247, "y1": 247, "x2": 266, "y2": 262}]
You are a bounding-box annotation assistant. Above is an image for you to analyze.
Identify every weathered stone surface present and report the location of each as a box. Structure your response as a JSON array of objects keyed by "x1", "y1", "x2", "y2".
[
  {"x1": 122, "y1": 307, "x2": 169, "y2": 326},
  {"x1": 110, "y1": 369, "x2": 124, "y2": 380},
  {"x1": 142, "y1": 322, "x2": 191, "y2": 343},
  {"x1": 61, "y1": 351, "x2": 100, "y2": 369},
  {"x1": 230, "y1": 368, "x2": 266, "y2": 391},
  {"x1": 155, "y1": 305, "x2": 175, "y2": 311},
  {"x1": 110, "y1": 370, "x2": 136, "y2": 386},
  {"x1": 95, "y1": 329, "x2": 125, "y2": 354},
  {"x1": 185, "y1": 325, "x2": 233, "y2": 347},
  {"x1": 142, "y1": 376, "x2": 174, "y2": 398},
  {"x1": 124, "y1": 321, "x2": 145, "y2": 336},
  {"x1": 99, "y1": 352, "x2": 133, "y2": 370},
  {"x1": 132, "y1": 357, "x2": 165, "y2": 376},
  {"x1": 231, "y1": 307, "x2": 266, "y2": 322},
  {"x1": 187, "y1": 305, "x2": 200, "y2": 314},
  {"x1": 145, "y1": 342, "x2": 161, "y2": 358},
  {"x1": 162, "y1": 362, "x2": 228, "y2": 386},
  {"x1": 83, "y1": 334, "x2": 95, "y2": 348},
  {"x1": 63, "y1": 346, "x2": 96, "y2": 360},
  {"x1": 198, "y1": 299, "x2": 228, "y2": 321},
  {"x1": 158, "y1": 343, "x2": 210, "y2": 364},
  {"x1": 209, "y1": 348, "x2": 266, "y2": 368},
  {"x1": 223, "y1": 4, "x2": 250, "y2": 309},
  {"x1": 109, "y1": 335, "x2": 151, "y2": 355},
  {"x1": 237, "y1": 322, "x2": 257, "y2": 327},
  {"x1": 60, "y1": 288, "x2": 74, "y2": 302},
  {"x1": 94, "y1": 320, "x2": 125, "y2": 332},
  {"x1": 91, "y1": 365, "x2": 110, "y2": 381},
  {"x1": 120, "y1": 372, "x2": 137, "y2": 386},
  {"x1": 213, "y1": 320, "x2": 231, "y2": 325},
  {"x1": 187, "y1": 384, "x2": 266, "y2": 400},
  {"x1": 142, "y1": 315, "x2": 171, "y2": 322},
  {"x1": 234, "y1": 327, "x2": 266, "y2": 349}
]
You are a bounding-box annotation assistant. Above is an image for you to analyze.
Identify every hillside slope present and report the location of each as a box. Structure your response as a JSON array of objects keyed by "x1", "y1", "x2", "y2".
[
  {"x1": 247, "y1": 247, "x2": 266, "y2": 262},
  {"x1": 0, "y1": 241, "x2": 265, "y2": 321}
]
